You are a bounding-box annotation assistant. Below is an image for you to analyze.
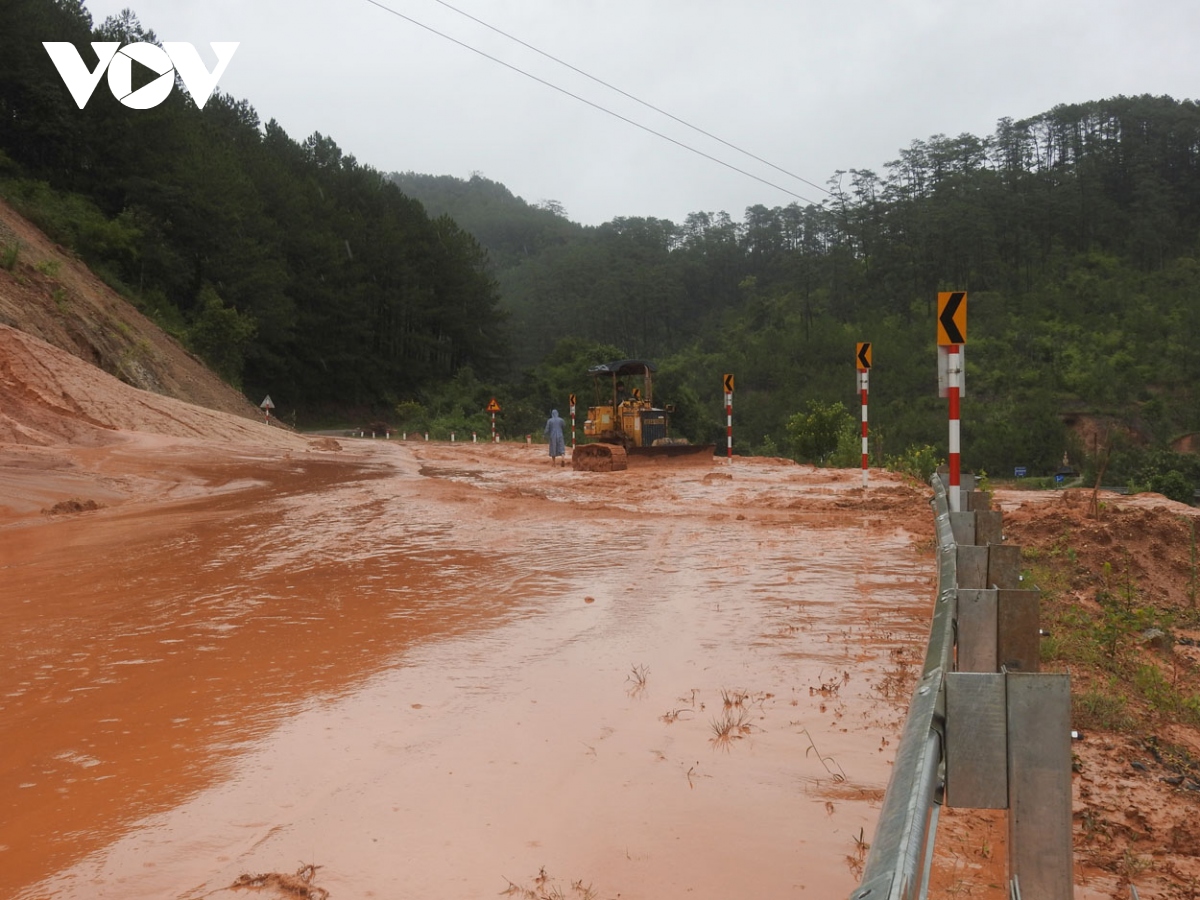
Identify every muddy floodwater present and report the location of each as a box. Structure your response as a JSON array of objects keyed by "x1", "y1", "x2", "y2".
[{"x1": 2, "y1": 437, "x2": 936, "y2": 899}]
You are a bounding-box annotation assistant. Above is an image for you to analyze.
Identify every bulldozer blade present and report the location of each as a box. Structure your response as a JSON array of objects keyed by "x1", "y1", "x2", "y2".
[{"x1": 627, "y1": 444, "x2": 716, "y2": 466}]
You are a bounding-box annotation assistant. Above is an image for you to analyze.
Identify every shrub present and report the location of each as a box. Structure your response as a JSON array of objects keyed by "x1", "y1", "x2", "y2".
[
  {"x1": 885, "y1": 444, "x2": 943, "y2": 484},
  {"x1": 1145, "y1": 469, "x2": 1195, "y2": 506},
  {"x1": 786, "y1": 400, "x2": 853, "y2": 465},
  {"x1": 756, "y1": 434, "x2": 781, "y2": 458}
]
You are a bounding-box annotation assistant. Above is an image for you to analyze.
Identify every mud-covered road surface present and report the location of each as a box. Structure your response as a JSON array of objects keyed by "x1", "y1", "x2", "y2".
[{"x1": 1, "y1": 433, "x2": 938, "y2": 900}]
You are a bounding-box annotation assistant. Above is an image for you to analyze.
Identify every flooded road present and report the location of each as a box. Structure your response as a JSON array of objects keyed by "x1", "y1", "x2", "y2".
[{"x1": 2, "y1": 438, "x2": 935, "y2": 899}]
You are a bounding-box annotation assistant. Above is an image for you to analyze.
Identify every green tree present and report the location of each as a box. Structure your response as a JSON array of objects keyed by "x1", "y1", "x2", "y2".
[
  {"x1": 188, "y1": 285, "x2": 257, "y2": 386},
  {"x1": 787, "y1": 400, "x2": 854, "y2": 465}
]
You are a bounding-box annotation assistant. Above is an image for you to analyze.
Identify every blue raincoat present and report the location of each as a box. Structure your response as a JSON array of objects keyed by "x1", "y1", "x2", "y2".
[{"x1": 544, "y1": 409, "x2": 566, "y2": 459}]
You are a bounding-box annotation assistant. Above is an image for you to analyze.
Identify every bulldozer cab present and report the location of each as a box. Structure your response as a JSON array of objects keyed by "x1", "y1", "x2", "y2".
[{"x1": 582, "y1": 359, "x2": 667, "y2": 449}]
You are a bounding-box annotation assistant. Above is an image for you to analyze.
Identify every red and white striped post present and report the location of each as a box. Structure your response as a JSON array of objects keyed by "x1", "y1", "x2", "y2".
[
  {"x1": 726, "y1": 394, "x2": 733, "y2": 459},
  {"x1": 723, "y1": 373, "x2": 734, "y2": 461},
  {"x1": 860, "y1": 370, "x2": 870, "y2": 488},
  {"x1": 486, "y1": 397, "x2": 501, "y2": 443},
  {"x1": 856, "y1": 343, "x2": 871, "y2": 489},
  {"x1": 569, "y1": 393, "x2": 577, "y2": 451},
  {"x1": 937, "y1": 292, "x2": 967, "y2": 513},
  {"x1": 947, "y1": 344, "x2": 961, "y2": 511}
]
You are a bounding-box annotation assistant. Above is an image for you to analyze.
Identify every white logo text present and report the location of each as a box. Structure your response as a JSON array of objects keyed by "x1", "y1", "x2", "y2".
[{"x1": 42, "y1": 41, "x2": 240, "y2": 110}]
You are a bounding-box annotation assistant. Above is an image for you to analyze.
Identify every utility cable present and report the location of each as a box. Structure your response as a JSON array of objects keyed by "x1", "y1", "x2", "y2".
[
  {"x1": 425, "y1": 0, "x2": 832, "y2": 198},
  {"x1": 359, "y1": 0, "x2": 825, "y2": 208}
]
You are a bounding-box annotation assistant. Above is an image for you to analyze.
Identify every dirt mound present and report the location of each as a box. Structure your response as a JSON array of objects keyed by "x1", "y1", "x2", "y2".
[
  {"x1": 307, "y1": 437, "x2": 343, "y2": 452},
  {"x1": 0, "y1": 324, "x2": 303, "y2": 449},
  {"x1": 985, "y1": 487, "x2": 1200, "y2": 898},
  {"x1": 43, "y1": 497, "x2": 102, "y2": 515},
  {"x1": 0, "y1": 195, "x2": 260, "y2": 421},
  {"x1": 999, "y1": 488, "x2": 1200, "y2": 613}
]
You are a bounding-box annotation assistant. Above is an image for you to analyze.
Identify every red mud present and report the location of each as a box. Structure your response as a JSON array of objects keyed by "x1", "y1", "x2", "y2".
[{"x1": 0, "y1": 328, "x2": 941, "y2": 899}]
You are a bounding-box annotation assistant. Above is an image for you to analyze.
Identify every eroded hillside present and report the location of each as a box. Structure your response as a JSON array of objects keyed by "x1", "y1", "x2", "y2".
[{"x1": 0, "y1": 196, "x2": 260, "y2": 422}]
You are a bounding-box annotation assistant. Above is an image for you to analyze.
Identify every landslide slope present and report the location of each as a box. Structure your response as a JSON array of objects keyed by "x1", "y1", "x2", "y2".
[
  {"x1": 0, "y1": 324, "x2": 304, "y2": 448},
  {"x1": 0, "y1": 195, "x2": 260, "y2": 424}
]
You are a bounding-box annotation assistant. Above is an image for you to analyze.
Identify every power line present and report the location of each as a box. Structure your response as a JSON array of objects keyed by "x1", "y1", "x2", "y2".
[
  {"x1": 425, "y1": 0, "x2": 832, "y2": 199},
  {"x1": 358, "y1": 0, "x2": 826, "y2": 208}
]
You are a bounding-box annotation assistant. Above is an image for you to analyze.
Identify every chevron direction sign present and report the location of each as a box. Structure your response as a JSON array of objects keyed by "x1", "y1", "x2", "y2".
[{"x1": 937, "y1": 291, "x2": 967, "y2": 345}]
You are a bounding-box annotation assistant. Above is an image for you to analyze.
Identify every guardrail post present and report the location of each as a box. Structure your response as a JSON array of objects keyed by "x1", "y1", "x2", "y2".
[
  {"x1": 956, "y1": 545, "x2": 990, "y2": 588},
  {"x1": 950, "y1": 511, "x2": 976, "y2": 545},
  {"x1": 988, "y1": 543, "x2": 1023, "y2": 590},
  {"x1": 956, "y1": 589, "x2": 998, "y2": 672},
  {"x1": 1007, "y1": 673, "x2": 1073, "y2": 900},
  {"x1": 997, "y1": 590, "x2": 1041, "y2": 673},
  {"x1": 975, "y1": 508, "x2": 1003, "y2": 544},
  {"x1": 967, "y1": 489, "x2": 992, "y2": 511},
  {"x1": 945, "y1": 672, "x2": 1007, "y2": 808}
]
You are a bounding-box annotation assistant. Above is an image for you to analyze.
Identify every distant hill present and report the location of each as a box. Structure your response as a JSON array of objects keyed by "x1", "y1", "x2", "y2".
[{"x1": 388, "y1": 172, "x2": 587, "y2": 270}]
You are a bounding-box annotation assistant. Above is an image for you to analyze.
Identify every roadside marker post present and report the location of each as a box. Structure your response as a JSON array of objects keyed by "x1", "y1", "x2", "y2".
[
  {"x1": 259, "y1": 394, "x2": 274, "y2": 425},
  {"x1": 856, "y1": 343, "x2": 872, "y2": 489},
  {"x1": 569, "y1": 393, "x2": 577, "y2": 451},
  {"x1": 938, "y1": 292, "x2": 968, "y2": 512},
  {"x1": 723, "y1": 374, "x2": 734, "y2": 461},
  {"x1": 948, "y1": 346, "x2": 961, "y2": 510},
  {"x1": 486, "y1": 397, "x2": 502, "y2": 443}
]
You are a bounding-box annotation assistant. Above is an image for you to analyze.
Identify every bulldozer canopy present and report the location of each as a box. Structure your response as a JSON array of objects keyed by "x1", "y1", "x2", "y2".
[{"x1": 586, "y1": 360, "x2": 657, "y2": 378}]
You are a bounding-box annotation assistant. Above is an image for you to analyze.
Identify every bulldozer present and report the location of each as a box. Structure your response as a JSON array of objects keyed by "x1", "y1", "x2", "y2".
[{"x1": 572, "y1": 359, "x2": 714, "y2": 471}]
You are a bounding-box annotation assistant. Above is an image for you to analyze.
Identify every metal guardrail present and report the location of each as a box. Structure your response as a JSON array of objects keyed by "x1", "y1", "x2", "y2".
[
  {"x1": 849, "y1": 476, "x2": 956, "y2": 900},
  {"x1": 852, "y1": 475, "x2": 1078, "y2": 900}
]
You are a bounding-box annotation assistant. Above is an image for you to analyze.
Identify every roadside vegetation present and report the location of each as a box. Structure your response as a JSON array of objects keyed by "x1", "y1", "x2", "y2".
[{"x1": 1023, "y1": 515, "x2": 1200, "y2": 735}]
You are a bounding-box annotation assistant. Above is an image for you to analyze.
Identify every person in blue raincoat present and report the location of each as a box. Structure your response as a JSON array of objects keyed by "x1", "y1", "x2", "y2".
[{"x1": 544, "y1": 409, "x2": 566, "y2": 466}]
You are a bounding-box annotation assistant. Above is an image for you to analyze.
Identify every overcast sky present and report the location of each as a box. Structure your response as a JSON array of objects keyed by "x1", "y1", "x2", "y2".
[{"x1": 81, "y1": 0, "x2": 1200, "y2": 226}]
